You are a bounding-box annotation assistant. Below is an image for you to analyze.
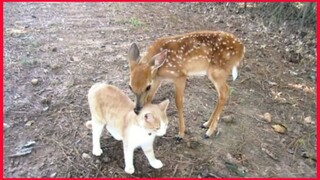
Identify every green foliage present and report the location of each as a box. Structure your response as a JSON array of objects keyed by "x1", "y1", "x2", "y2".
[{"x1": 128, "y1": 17, "x2": 142, "y2": 27}]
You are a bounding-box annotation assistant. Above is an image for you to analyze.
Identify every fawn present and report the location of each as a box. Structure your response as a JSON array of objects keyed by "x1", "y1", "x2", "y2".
[
  {"x1": 86, "y1": 83, "x2": 170, "y2": 174},
  {"x1": 127, "y1": 31, "x2": 245, "y2": 141}
]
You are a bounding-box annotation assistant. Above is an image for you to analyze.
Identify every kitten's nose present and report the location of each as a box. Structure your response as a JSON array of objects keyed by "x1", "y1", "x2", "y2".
[{"x1": 134, "y1": 107, "x2": 141, "y2": 115}]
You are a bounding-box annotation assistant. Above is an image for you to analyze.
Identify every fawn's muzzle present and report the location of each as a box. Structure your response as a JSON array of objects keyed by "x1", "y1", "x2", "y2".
[{"x1": 134, "y1": 106, "x2": 142, "y2": 115}]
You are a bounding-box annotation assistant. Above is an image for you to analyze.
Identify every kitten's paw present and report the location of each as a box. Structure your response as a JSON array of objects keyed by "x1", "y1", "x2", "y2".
[
  {"x1": 150, "y1": 159, "x2": 163, "y2": 169},
  {"x1": 92, "y1": 148, "x2": 103, "y2": 156},
  {"x1": 125, "y1": 166, "x2": 135, "y2": 174}
]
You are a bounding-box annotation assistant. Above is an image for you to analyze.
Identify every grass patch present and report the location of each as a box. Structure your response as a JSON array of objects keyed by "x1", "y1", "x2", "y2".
[
  {"x1": 128, "y1": 17, "x2": 143, "y2": 27},
  {"x1": 20, "y1": 59, "x2": 37, "y2": 66}
]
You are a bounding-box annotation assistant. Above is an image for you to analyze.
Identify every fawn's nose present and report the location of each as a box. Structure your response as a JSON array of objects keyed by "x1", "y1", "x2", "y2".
[{"x1": 134, "y1": 107, "x2": 142, "y2": 115}]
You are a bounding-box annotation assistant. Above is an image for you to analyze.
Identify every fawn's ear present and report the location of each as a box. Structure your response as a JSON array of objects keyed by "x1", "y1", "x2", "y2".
[
  {"x1": 149, "y1": 50, "x2": 167, "y2": 71},
  {"x1": 144, "y1": 113, "x2": 155, "y2": 123},
  {"x1": 158, "y1": 99, "x2": 170, "y2": 112},
  {"x1": 128, "y1": 43, "x2": 140, "y2": 70}
]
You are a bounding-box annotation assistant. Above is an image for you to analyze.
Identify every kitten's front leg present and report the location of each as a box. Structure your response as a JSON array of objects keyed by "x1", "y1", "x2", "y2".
[
  {"x1": 123, "y1": 142, "x2": 135, "y2": 174},
  {"x1": 91, "y1": 120, "x2": 104, "y2": 156},
  {"x1": 141, "y1": 143, "x2": 163, "y2": 169}
]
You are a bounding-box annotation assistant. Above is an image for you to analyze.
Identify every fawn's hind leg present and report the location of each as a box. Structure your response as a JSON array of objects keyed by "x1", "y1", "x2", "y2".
[{"x1": 202, "y1": 68, "x2": 229, "y2": 138}]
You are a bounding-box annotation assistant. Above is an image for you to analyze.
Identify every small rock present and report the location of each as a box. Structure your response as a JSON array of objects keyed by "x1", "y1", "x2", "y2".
[
  {"x1": 4, "y1": 123, "x2": 10, "y2": 129},
  {"x1": 70, "y1": 56, "x2": 80, "y2": 62},
  {"x1": 309, "y1": 73, "x2": 315, "y2": 81},
  {"x1": 14, "y1": 94, "x2": 21, "y2": 100},
  {"x1": 186, "y1": 141, "x2": 191, "y2": 148},
  {"x1": 41, "y1": 95, "x2": 53, "y2": 105},
  {"x1": 25, "y1": 121, "x2": 34, "y2": 126},
  {"x1": 301, "y1": 151, "x2": 310, "y2": 159},
  {"x1": 50, "y1": 172, "x2": 57, "y2": 178},
  {"x1": 51, "y1": 64, "x2": 60, "y2": 70},
  {"x1": 222, "y1": 115, "x2": 234, "y2": 123},
  {"x1": 82, "y1": 153, "x2": 90, "y2": 159},
  {"x1": 263, "y1": 113, "x2": 272, "y2": 122},
  {"x1": 112, "y1": 42, "x2": 117, "y2": 45},
  {"x1": 304, "y1": 116, "x2": 314, "y2": 124},
  {"x1": 52, "y1": 47, "x2": 58, "y2": 52},
  {"x1": 42, "y1": 107, "x2": 49, "y2": 112},
  {"x1": 116, "y1": 55, "x2": 123, "y2": 59},
  {"x1": 102, "y1": 156, "x2": 111, "y2": 163},
  {"x1": 31, "y1": 79, "x2": 39, "y2": 85}
]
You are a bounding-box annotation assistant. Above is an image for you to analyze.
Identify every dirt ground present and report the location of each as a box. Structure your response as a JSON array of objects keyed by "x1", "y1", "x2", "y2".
[{"x1": 3, "y1": 2, "x2": 316, "y2": 178}]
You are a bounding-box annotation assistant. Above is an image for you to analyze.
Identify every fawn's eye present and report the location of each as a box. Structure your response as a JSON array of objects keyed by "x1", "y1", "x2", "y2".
[
  {"x1": 129, "y1": 85, "x2": 132, "y2": 91},
  {"x1": 145, "y1": 85, "x2": 151, "y2": 92}
]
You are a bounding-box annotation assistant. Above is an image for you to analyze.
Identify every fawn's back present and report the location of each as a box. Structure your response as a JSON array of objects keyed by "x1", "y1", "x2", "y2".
[{"x1": 140, "y1": 31, "x2": 245, "y2": 78}]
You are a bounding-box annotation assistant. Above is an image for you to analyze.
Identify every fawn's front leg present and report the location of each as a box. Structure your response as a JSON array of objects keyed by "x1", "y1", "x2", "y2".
[
  {"x1": 173, "y1": 76, "x2": 187, "y2": 142},
  {"x1": 141, "y1": 142, "x2": 163, "y2": 169}
]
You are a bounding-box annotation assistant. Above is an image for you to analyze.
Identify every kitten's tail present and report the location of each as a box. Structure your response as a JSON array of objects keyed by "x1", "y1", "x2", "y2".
[{"x1": 85, "y1": 121, "x2": 92, "y2": 129}]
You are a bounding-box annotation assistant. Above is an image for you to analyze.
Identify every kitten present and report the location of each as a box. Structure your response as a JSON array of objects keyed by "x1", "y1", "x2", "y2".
[{"x1": 85, "y1": 83, "x2": 169, "y2": 174}]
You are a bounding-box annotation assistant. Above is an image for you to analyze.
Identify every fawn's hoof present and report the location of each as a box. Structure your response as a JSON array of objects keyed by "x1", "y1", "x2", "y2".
[
  {"x1": 174, "y1": 136, "x2": 183, "y2": 143},
  {"x1": 200, "y1": 124, "x2": 207, "y2": 129},
  {"x1": 203, "y1": 134, "x2": 210, "y2": 139}
]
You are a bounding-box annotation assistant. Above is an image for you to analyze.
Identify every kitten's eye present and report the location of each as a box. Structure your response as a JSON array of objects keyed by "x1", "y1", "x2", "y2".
[
  {"x1": 129, "y1": 85, "x2": 132, "y2": 91},
  {"x1": 145, "y1": 85, "x2": 151, "y2": 92},
  {"x1": 156, "y1": 127, "x2": 160, "y2": 131}
]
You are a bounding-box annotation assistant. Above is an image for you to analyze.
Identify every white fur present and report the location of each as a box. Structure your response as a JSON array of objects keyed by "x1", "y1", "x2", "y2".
[
  {"x1": 232, "y1": 66, "x2": 238, "y2": 81},
  {"x1": 90, "y1": 119, "x2": 167, "y2": 174}
]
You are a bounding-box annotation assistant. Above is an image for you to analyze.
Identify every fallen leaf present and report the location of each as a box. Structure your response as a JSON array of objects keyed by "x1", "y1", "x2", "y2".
[{"x1": 272, "y1": 124, "x2": 287, "y2": 134}]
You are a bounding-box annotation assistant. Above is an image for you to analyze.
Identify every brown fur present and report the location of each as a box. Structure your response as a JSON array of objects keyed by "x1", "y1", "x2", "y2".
[{"x1": 128, "y1": 31, "x2": 245, "y2": 139}]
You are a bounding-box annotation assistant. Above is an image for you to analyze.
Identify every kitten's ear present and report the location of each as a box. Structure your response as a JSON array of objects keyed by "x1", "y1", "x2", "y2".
[
  {"x1": 158, "y1": 99, "x2": 170, "y2": 112},
  {"x1": 149, "y1": 50, "x2": 167, "y2": 71},
  {"x1": 144, "y1": 113, "x2": 154, "y2": 123}
]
